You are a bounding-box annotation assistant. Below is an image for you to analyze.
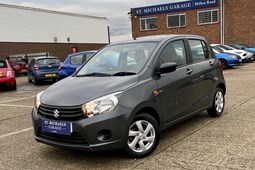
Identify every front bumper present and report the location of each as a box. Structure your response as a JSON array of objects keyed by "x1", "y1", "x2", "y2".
[{"x1": 32, "y1": 105, "x2": 132, "y2": 151}]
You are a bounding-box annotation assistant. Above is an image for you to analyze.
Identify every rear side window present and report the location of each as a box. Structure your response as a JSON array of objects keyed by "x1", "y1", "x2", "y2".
[
  {"x1": 70, "y1": 54, "x2": 83, "y2": 65},
  {"x1": 36, "y1": 59, "x2": 60, "y2": 65},
  {"x1": 0, "y1": 61, "x2": 7, "y2": 68},
  {"x1": 159, "y1": 40, "x2": 187, "y2": 67},
  {"x1": 189, "y1": 40, "x2": 209, "y2": 63}
]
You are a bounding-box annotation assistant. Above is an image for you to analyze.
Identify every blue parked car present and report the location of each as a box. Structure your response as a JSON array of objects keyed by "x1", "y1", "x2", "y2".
[
  {"x1": 213, "y1": 48, "x2": 241, "y2": 69},
  {"x1": 28, "y1": 56, "x2": 61, "y2": 85},
  {"x1": 58, "y1": 51, "x2": 97, "y2": 80}
]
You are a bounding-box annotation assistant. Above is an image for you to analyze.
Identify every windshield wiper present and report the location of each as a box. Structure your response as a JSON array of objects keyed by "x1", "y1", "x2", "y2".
[
  {"x1": 112, "y1": 72, "x2": 136, "y2": 76},
  {"x1": 76, "y1": 72, "x2": 112, "y2": 77}
]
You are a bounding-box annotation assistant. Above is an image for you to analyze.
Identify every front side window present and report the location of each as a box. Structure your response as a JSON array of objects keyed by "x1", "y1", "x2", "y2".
[
  {"x1": 76, "y1": 42, "x2": 158, "y2": 76},
  {"x1": 140, "y1": 17, "x2": 157, "y2": 31},
  {"x1": 159, "y1": 40, "x2": 187, "y2": 67},
  {"x1": 189, "y1": 40, "x2": 208, "y2": 62},
  {"x1": 167, "y1": 13, "x2": 186, "y2": 28},
  {"x1": 198, "y1": 9, "x2": 218, "y2": 25}
]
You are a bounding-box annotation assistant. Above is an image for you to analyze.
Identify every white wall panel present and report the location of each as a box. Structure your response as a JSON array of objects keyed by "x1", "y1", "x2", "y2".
[{"x1": 0, "y1": 4, "x2": 109, "y2": 43}]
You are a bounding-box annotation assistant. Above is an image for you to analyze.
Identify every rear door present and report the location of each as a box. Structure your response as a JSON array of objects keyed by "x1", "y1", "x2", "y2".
[
  {"x1": 186, "y1": 39, "x2": 216, "y2": 111},
  {"x1": 62, "y1": 54, "x2": 84, "y2": 76}
]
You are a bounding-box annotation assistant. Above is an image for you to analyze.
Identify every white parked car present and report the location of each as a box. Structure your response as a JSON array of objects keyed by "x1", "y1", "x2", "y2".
[{"x1": 211, "y1": 44, "x2": 250, "y2": 62}]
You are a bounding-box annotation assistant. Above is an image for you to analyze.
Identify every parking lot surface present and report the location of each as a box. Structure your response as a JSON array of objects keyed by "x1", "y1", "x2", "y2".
[{"x1": 1, "y1": 63, "x2": 255, "y2": 169}]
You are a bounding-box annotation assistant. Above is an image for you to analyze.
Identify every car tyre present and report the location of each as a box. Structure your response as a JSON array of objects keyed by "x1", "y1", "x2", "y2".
[
  {"x1": 33, "y1": 78, "x2": 39, "y2": 85},
  {"x1": 125, "y1": 113, "x2": 159, "y2": 158},
  {"x1": 207, "y1": 87, "x2": 225, "y2": 117},
  {"x1": 10, "y1": 82, "x2": 17, "y2": 90},
  {"x1": 220, "y1": 60, "x2": 228, "y2": 70}
]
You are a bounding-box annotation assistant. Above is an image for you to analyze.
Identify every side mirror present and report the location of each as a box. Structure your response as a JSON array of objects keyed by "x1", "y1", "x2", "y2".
[{"x1": 159, "y1": 62, "x2": 177, "y2": 74}]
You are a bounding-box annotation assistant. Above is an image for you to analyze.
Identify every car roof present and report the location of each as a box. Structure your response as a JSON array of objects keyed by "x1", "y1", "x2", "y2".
[
  {"x1": 33, "y1": 56, "x2": 59, "y2": 60},
  {"x1": 110, "y1": 34, "x2": 206, "y2": 45},
  {"x1": 68, "y1": 50, "x2": 97, "y2": 57}
]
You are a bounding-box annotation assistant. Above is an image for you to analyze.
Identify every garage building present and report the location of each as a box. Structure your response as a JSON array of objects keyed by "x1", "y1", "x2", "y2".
[
  {"x1": 0, "y1": 3, "x2": 109, "y2": 61},
  {"x1": 130, "y1": 0, "x2": 255, "y2": 47}
]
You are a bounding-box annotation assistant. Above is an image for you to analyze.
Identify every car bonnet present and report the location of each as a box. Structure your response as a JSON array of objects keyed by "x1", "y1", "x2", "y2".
[{"x1": 40, "y1": 75, "x2": 139, "y2": 106}]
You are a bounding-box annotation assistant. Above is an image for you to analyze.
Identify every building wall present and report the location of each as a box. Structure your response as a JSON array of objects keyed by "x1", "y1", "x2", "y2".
[
  {"x1": 131, "y1": 0, "x2": 255, "y2": 47},
  {"x1": 0, "y1": 3, "x2": 109, "y2": 44},
  {"x1": 131, "y1": 7, "x2": 221, "y2": 44},
  {"x1": 224, "y1": 0, "x2": 255, "y2": 46},
  {"x1": 0, "y1": 42, "x2": 107, "y2": 61}
]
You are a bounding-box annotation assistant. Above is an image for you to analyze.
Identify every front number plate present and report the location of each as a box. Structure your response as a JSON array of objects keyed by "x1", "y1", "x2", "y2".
[{"x1": 41, "y1": 119, "x2": 72, "y2": 136}]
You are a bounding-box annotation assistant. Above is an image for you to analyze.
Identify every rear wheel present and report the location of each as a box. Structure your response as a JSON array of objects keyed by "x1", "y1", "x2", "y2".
[
  {"x1": 207, "y1": 88, "x2": 225, "y2": 117},
  {"x1": 125, "y1": 113, "x2": 159, "y2": 158},
  {"x1": 10, "y1": 82, "x2": 17, "y2": 90},
  {"x1": 33, "y1": 77, "x2": 39, "y2": 85},
  {"x1": 220, "y1": 60, "x2": 228, "y2": 69}
]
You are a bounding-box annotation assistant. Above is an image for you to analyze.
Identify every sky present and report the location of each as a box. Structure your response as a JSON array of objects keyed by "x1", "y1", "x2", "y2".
[{"x1": 0, "y1": 0, "x2": 185, "y2": 41}]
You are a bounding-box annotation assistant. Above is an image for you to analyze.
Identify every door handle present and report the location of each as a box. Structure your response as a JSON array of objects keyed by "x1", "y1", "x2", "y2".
[{"x1": 186, "y1": 69, "x2": 193, "y2": 75}]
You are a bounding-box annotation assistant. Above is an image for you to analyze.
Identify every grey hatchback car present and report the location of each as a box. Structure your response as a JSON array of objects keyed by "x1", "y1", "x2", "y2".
[{"x1": 32, "y1": 35, "x2": 226, "y2": 158}]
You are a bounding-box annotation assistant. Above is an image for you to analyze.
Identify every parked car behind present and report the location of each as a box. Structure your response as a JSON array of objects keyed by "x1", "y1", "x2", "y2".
[
  {"x1": 0, "y1": 60, "x2": 16, "y2": 90},
  {"x1": 58, "y1": 51, "x2": 97, "y2": 81},
  {"x1": 28, "y1": 56, "x2": 60, "y2": 85},
  {"x1": 227, "y1": 43, "x2": 255, "y2": 60},
  {"x1": 9, "y1": 60, "x2": 28, "y2": 75},
  {"x1": 32, "y1": 35, "x2": 226, "y2": 158},
  {"x1": 211, "y1": 44, "x2": 249, "y2": 62},
  {"x1": 212, "y1": 48, "x2": 241, "y2": 69}
]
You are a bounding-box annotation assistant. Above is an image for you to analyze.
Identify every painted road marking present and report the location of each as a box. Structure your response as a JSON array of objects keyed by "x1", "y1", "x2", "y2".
[
  {"x1": 0, "y1": 95, "x2": 35, "y2": 104},
  {"x1": 0, "y1": 104, "x2": 33, "y2": 108},
  {"x1": 0, "y1": 127, "x2": 33, "y2": 139}
]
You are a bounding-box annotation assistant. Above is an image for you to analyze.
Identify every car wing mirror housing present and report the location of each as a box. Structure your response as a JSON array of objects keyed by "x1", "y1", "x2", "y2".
[{"x1": 159, "y1": 62, "x2": 177, "y2": 74}]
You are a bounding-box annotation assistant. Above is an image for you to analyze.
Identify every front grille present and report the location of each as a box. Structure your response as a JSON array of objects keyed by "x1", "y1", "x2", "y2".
[
  {"x1": 38, "y1": 104, "x2": 85, "y2": 120},
  {"x1": 37, "y1": 128, "x2": 88, "y2": 145}
]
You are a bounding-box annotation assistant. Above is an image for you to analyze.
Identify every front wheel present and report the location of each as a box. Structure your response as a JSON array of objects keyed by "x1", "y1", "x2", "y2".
[
  {"x1": 207, "y1": 88, "x2": 225, "y2": 117},
  {"x1": 125, "y1": 113, "x2": 159, "y2": 158}
]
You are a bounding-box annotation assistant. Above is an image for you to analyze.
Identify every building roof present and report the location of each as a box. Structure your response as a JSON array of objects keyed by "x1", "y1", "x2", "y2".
[{"x1": 0, "y1": 3, "x2": 108, "y2": 21}]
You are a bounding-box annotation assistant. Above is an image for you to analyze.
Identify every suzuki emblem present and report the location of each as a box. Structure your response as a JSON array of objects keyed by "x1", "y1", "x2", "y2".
[{"x1": 53, "y1": 109, "x2": 60, "y2": 118}]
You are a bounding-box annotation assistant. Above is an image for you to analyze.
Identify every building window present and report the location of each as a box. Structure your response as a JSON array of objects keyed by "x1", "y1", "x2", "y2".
[
  {"x1": 198, "y1": 9, "x2": 218, "y2": 25},
  {"x1": 167, "y1": 13, "x2": 186, "y2": 28},
  {"x1": 140, "y1": 17, "x2": 157, "y2": 31}
]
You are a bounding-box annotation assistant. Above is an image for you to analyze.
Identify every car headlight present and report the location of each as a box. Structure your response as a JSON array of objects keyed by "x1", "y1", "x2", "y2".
[
  {"x1": 228, "y1": 55, "x2": 237, "y2": 60},
  {"x1": 82, "y1": 91, "x2": 122, "y2": 118},
  {"x1": 35, "y1": 91, "x2": 44, "y2": 109}
]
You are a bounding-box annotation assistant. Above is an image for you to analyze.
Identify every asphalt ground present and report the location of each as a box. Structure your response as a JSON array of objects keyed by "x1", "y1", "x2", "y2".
[{"x1": 1, "y1": 63, "x2": 255, "y2": 169}]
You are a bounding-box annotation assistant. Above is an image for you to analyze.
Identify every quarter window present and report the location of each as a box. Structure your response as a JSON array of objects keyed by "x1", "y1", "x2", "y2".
[
  {"x1": 140, "y1": 17, "x2": 157, "y2": 31},
  {"x1": 189, "y1": 40, "x2": 208, "y2": 62},
  {"x1": 198, "y1": 9, "x2": 218, "y2": 25},
  {"x1": 159, "y1": 40, "x2": 187, "y2": 67},
  {"x1": 167, "y1": 13, "x2": 186, "y2": 28}
]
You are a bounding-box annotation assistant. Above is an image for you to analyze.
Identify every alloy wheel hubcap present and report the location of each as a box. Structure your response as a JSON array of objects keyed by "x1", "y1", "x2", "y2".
[
  {"x1": 215, "y1": 91, "x2": 224, "y2": 113},
  {"x1": 128, "y1": 120, "x2": 155, "y2": 153}
]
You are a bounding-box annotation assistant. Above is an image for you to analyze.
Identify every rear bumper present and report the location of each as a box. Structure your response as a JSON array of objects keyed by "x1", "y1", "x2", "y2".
[
  {"x1": 0, "y1": 76, "x2": 16, "y2": 86},
  {"x1": 35, "y1": 71, "x2": 58, "y2": 81}
]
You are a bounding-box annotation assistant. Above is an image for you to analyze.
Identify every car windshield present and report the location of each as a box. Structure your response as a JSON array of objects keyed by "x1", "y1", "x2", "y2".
[
  {"x1": 36, "y1": 58, "x2": 60, "y2": 65},
  {"x1": 0, "y1": 60, "x2": 7, "y2": 68},
  {"x1": 218, "y1": 45, "x2": 232, "y2": 50},
  {"x1": 75, "y1": 42, "x2": 158, "y2": 77},
  {"x1": 212, "y1": 46, "x2": 224, "y2": 53}
]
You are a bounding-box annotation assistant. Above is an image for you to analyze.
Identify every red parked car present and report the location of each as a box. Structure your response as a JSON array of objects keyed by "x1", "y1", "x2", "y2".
[
  {"x1": 0, "y1": 60, "x2": 16, "y2": 90},
  {"x1": 9, "y1": 60, "x2": 28, "y2": 75}
]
